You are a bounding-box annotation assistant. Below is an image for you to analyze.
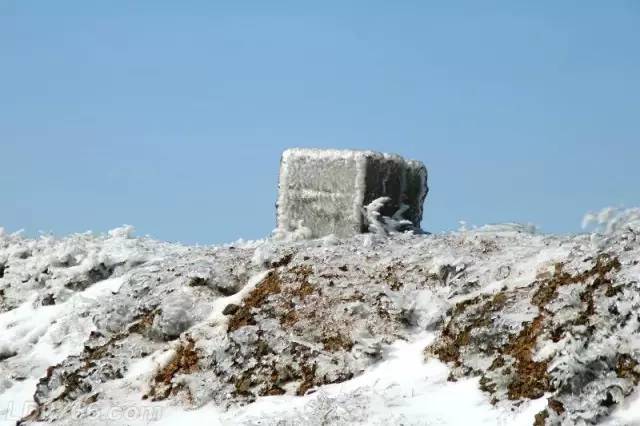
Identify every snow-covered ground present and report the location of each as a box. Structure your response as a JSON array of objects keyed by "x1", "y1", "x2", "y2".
[
  {"x1": 2, "y1": 208, "x2": 640, "y2": 425},
  {"x1": 151, "y1": 333, "x2": 548, "y2": 426}
]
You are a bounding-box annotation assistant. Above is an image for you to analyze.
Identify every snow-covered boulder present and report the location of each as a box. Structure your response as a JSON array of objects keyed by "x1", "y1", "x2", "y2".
[{"x1": 276, "y1": 148, "x2": 428, "y2": 238}]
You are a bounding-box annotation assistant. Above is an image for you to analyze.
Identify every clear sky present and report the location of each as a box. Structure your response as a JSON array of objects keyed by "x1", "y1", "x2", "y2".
[{"x1": 2, "y1": 1, "x2": 639, "y2": 244}]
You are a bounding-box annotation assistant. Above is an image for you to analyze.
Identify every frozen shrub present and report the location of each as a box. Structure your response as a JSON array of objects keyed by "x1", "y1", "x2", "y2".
[{"x1": 107, "y1": 225, "x2": 135, "y2": 239}]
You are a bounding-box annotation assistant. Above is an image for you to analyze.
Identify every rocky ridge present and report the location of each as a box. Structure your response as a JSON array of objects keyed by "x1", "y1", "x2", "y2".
[{"x1": 1, "y1": 213, "x2": 640, "y2": 425}]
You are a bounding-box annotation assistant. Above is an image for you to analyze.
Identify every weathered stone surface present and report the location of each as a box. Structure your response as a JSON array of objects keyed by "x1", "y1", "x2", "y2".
[{"x1": 276, "y1": 148, "x2": 428, "y2": 238}]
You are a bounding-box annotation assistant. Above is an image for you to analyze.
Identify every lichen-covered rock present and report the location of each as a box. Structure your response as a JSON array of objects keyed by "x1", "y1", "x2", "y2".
[{"x1": 427, "y1": 244, "x2": 640, "y2": 425}]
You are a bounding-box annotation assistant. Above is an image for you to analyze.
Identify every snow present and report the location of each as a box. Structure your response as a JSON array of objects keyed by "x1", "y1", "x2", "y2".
[
  {"x1": 0, "y1": 277, "x2": 129, "y2": 426},
  {"x1": 603, "y1": 386, "x2": 640, "y2": 425},
  {"x1": 152, "y1": 333, "x2": 543, "y2": 426},
  {"x1": 2, "y1": 207, "x2": 640, "y2": 425},
  {"x1": 0, "y1": 378, "x2": 38, "y2": 425}
]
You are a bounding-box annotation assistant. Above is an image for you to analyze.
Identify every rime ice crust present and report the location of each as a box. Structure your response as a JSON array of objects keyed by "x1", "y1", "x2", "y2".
[
  {"x1": 276, "y1": 148, "x2": 428, "y2": 238},
  {"x1": 3, "y1": 209, "x2": 640, "y2": 425}
]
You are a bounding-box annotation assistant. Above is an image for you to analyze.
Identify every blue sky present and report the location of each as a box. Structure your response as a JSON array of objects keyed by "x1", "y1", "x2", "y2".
[{"x1": 2, "y1": 1, "x2": 639, "y2": 244}]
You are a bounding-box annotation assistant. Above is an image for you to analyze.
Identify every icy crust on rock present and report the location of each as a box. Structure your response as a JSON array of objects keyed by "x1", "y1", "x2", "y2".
[
  {"x1": 277, "y1": 148, "x2": 369, "y2": 238},
  {"x1": 1, "y1": 213, "x2": 640, "y2": 425},
  {"x1": 277, "y1": 148, "x2": 428, "y2": 238}
]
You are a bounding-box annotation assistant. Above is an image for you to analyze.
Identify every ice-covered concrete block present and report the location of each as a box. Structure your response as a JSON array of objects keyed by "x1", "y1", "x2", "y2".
[{"x1": 277, "y1": 148, "x2": 428, "y2": 238}]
